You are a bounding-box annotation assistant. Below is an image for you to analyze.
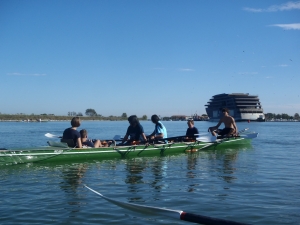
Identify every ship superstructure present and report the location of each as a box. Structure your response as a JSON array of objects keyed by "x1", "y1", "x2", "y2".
[{"x1": 205, "y1": 93, "x2": 265, "y2": 122}]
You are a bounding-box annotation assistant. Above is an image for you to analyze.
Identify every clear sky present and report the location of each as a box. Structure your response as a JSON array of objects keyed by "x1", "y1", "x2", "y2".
[{"x1": 1, "y1": 0, "x2": 299, "y2": 117}]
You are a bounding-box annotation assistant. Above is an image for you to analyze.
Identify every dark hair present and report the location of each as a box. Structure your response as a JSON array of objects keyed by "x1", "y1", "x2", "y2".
[
  {"x1": 222, "y1": 108, "x2": 229, "y2": 113},
  {"x1": 151, "y1": 114, "x2": 163, "y2": 128},
  {"x1": 187, "y1": 119, "x2": 194, "y2": 125},
  {"x1": 80, "y1": 129, "x2": 87, "y2": 138},
  {"x1": 128, "y1": 115, "x2": 139, "y2": 126},
  {"x1": 71, "y1": 117, "x2": 81, "y2": 127}
]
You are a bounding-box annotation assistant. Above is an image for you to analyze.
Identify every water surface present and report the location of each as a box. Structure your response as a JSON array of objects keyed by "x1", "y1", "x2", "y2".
[{"x1": 0, "y1": 121, "x2": 299, "y2": 224}]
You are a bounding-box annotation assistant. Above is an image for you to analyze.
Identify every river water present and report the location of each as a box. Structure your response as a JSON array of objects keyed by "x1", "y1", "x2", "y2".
[{"x1": 0, "y1": 121, "x2": 299, "y2": 225}]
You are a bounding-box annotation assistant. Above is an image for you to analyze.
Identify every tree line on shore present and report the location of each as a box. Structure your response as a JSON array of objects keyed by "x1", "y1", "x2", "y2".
[
  {"x1": 0, "y1": 111, "x2": 147, "y2": 121},
  {"x1": 1, "y1": 109, "x2": 299, "y2": 121},
  {"x1": 265, "y1": 113, "x2": 299, "y2": 121}
]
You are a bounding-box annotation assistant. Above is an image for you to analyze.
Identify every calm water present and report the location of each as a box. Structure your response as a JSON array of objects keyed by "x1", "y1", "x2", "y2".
[{"x1": 0, "y1": 121, "x2": 299, "y2": 225}]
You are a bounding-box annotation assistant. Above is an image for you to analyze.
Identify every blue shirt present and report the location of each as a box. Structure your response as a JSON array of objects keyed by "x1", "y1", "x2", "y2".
[{"x1": 154, "y1": 121, "x2": 167, "y2": 139}]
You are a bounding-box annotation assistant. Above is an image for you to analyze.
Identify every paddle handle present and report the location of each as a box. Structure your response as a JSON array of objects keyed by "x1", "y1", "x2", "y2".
[{"x1": 180, "y1": 212, "x2": 251, "y2": 225}]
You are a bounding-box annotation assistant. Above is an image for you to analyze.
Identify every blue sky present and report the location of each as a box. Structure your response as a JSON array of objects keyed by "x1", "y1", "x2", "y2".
[{"x1": 1, "y1": 0, "x2": 299, "y2": 117}]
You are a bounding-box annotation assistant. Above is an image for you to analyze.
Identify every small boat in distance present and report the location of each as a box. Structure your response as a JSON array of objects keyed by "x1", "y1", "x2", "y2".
[{"x1": 205, "y1": 93, "x2": 265, "y2": 122}]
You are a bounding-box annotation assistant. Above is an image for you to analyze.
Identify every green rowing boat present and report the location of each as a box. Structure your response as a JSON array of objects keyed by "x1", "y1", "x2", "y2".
[{"x1": 0, "y1": 132, "x2": 257, "y2": 166}]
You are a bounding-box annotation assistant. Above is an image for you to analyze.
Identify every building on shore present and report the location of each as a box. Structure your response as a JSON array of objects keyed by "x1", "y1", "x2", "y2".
[
  {"x1": 170, "y1": 115, "x2": 189, "y2": 121},
  {"x1": 205, "y1": 93, "x2": 265, "y2": 122},
  {"x1": 163, "y1": 115, "x2": 209, "y2": 121},
  {"x1": 192, "y1": 114, "x2": 209, "y2": 121}
]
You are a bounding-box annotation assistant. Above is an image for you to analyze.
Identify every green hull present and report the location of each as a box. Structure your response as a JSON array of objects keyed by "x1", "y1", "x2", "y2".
[{"x1": 0, "y1": 137, "x2": 251, "y2": 165}]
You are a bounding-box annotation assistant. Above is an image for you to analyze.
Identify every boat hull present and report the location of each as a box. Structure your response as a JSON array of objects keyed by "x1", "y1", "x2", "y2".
[{"x1": 0, "y1": 137, "x2": 251, "y2": 165}]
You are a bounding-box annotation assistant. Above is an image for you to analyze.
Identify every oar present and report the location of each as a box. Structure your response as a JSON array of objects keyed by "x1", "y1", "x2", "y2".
[
  {"x1": 84, "y1": 185, "x2": 250, "y2": 225},
  {"x1": 239, "y1": 133, "x2": 258, "y2": 139},
  {"x1": 196, "y1": 135, "x2": 217, "y2": 142},
  {"x1": 238, "y1": 128, "x2": 249, "y2": 135},
  {"x1": 113, "y1": 135, "x2": 123, "y2": 141},
  {"x1": 45, "y1": 133, "x2": 62, "y2": 138}
]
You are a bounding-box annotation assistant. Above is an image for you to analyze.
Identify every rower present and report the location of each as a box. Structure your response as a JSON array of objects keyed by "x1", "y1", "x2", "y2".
[
  {"x1": 148, "y1": 114, "x2": 168, "y2": 143},
  {"x1": 208, "y1": 108, "x2": 238, "y2": 138},
  {"x1": 185, "y1": 119, "x2": 199, "y2": 141}
]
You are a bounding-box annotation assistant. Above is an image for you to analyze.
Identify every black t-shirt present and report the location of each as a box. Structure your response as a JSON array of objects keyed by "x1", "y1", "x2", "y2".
[
  {"x1": 63, "y1": 128, "x2": 81, "y2": 145},
  {"x1": 186, "y1": 127, "x2": 199, "y2": 137},
  {"x1": 126, "y1": 124, "x2": 144, "y2": 141}
]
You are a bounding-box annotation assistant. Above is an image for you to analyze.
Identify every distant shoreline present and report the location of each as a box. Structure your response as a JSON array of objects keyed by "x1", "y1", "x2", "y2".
[{"x1": 0, "y1": 119, "x2": 299, "y2": 123}]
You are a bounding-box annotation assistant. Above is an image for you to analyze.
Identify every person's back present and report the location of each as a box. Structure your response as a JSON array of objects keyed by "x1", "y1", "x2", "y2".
[
  {"x1": 62, "y1": 117, "x2": 82, "y2": 148},
  {"x1": 63, "y1": 127, "x2": 80, "y2": 140}
]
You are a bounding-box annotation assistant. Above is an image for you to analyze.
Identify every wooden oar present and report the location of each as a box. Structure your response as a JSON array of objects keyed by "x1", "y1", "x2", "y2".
[{"x1": 84, "y1": 185, "x2": 250, "y2": 225}]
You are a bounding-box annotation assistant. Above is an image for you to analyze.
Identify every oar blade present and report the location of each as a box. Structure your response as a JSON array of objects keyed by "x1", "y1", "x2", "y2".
[
  {"x1": 45, "y1": 133, "x2": 56, "y2": 138},
  {"x1": 113, "y1": 135, "x2": 123, "y2": 140},
  {"x1": 238, "y1": 128, "x2": 249, "y2": 134},
  {"x1": 45, "y1": 133, "x2": 62, "y2": 138},
  {"x1": 84, "y1": 185, "x2": 251, "y2": 225},
  {"x1": 196, "y1": 136, "x2": 217, "y2": 143},
  {"x1": 84, "y1": 185, "x2": 181, "y2": 219},
  {"x1": 240, "y1": 133, "x2": 258, "y2": 139}
]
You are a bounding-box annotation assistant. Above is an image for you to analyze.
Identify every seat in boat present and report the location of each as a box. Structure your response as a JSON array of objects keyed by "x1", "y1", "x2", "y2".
[{"x1": 60, "y1": 139, "x2": 76, "y2": 148}]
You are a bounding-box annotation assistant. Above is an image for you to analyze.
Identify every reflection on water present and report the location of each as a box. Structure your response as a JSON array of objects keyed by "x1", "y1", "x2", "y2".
[
  {"x1": 125, "y1": 159, "x2": 146, "y2": 187},
  {"x1": 186, "y1": 154, "x2": 198, "y2": 192},
  {"x1": 60, "y1": 164, "x2": 88, "y2": 193},
  {"x1": 1, "y1": 122, "x2": 299, "y2": 224},
  {"x1": 0, "y1": 141, "x2": 255, "y2": 224},
  {"x1": 120, "y1": 145, "x2": 250, "y2": 200},
  {"x1": 149, "y1": 158, "x2": 168, "y2": 192},
  {"x1": 59, "y1": 163, "x2": 88, "y2": 215},
  {"x1": 124, "y1": 157, "x2": 169, "y2": 202},
  {"x1": 220, "y1": 153, "x2": 238, "y2": 183}
]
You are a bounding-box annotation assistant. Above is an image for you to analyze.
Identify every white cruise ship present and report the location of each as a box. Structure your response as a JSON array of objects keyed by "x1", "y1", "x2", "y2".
[{"x1": 205, "y1": 93, "x2": 265, "y2": 122}]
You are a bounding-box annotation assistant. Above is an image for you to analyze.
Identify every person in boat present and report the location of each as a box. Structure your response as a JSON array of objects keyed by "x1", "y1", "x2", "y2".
[
  {"x1": 62, "y1": 117, "x2": 83, "y2": 148},
  {"x1": 79, "y1": 129, "x2": 104, "y2": 148},
  {"x1": 185, "y1": 119, "x2": 199, "y2": 140},
  {"x1": 208, "y1": 108, "x2": 238, "y2": 138},
  {"x1": 120, "y1": 115, "x2": 148, "y2": 145},
  {"x1": 149, "y1": 114, "x2": 168, "y2": 143}
]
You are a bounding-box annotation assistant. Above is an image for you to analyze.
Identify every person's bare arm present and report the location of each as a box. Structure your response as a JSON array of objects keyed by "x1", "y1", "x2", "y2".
[
  {"x1": 154, "y1": 133, "x2": 164, "y2": 139},
  {"x1": 232, "y1": 118, "x2": 238, "y2": 134},
  {"x1": 77, "y1": 138, "x2": 82, "y2": 148},
  {"x1": 209, "y1": 119, "x2": 222, "y2": 131},
  {"x1": 141, "y1": 133, "x2": 148, "y2": 142}
]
